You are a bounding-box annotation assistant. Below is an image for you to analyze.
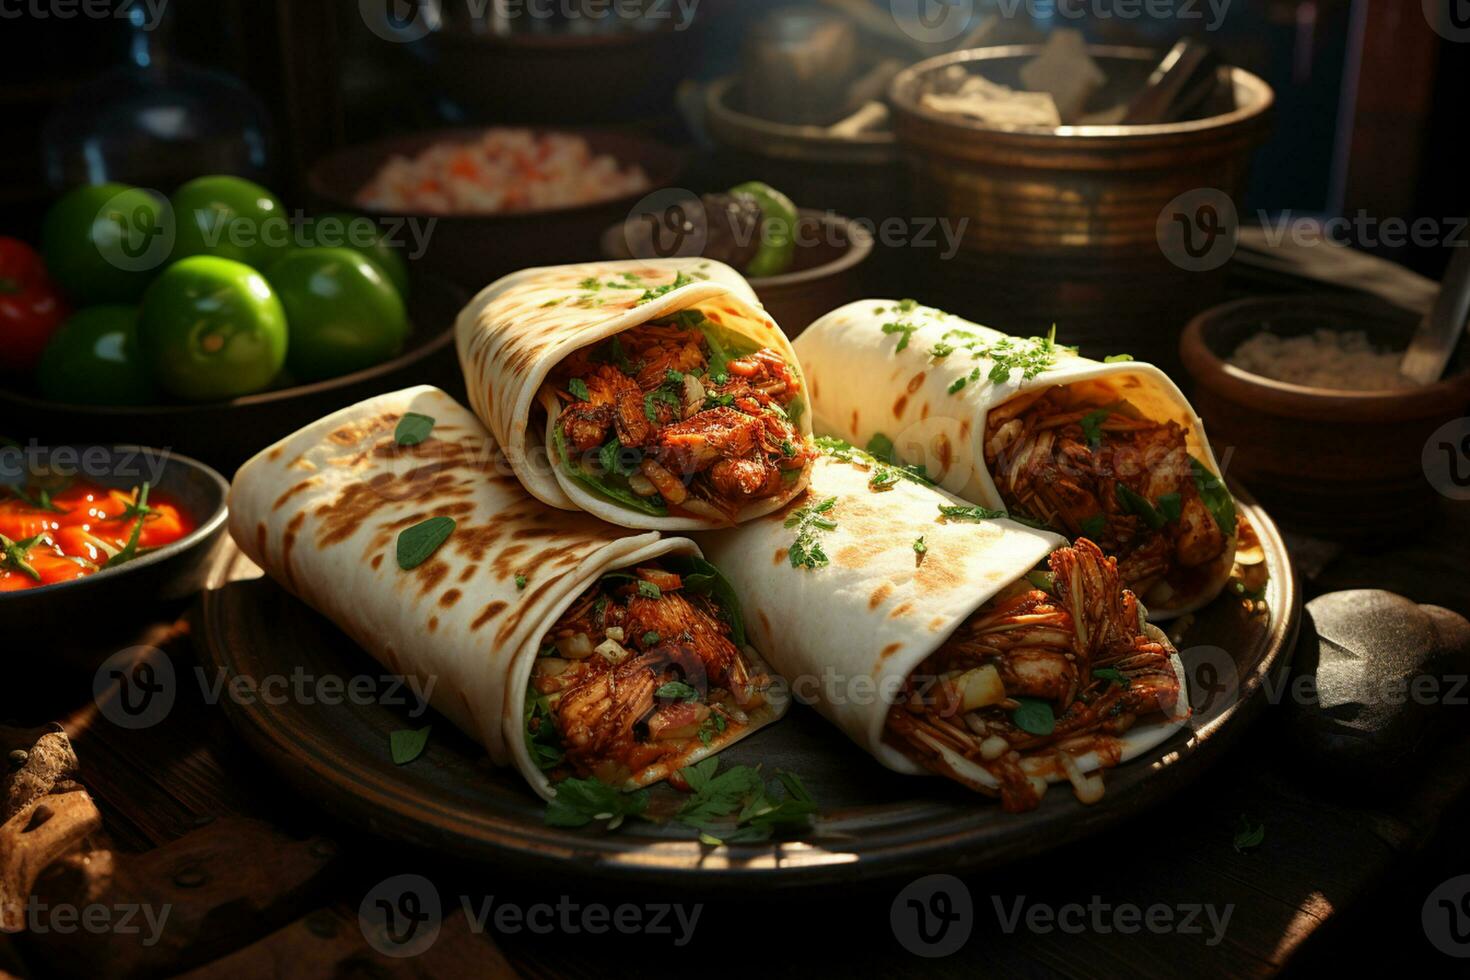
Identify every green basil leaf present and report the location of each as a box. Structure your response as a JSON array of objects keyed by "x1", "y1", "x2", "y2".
[
  {"x1": 655, "y1": 680, "x2": 700, "y2": 701},
  {"x1": 1012, "y1": 698, "x2": 1056, "y2": 736},
  {"x1": 396, "y1": 516, "x2": 456, "y2": 570},
  {"x1": 390, "y1": 725, "x2": 431, "y2": 765},
  {"x1": 394, "y1": 412, "x2": 436, "y2": 446}
]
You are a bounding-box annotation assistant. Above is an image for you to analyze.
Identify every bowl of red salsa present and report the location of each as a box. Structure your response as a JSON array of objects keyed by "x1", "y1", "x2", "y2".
[{"x1": 0, "y1": 446, "x2": 229, "y2": 629}]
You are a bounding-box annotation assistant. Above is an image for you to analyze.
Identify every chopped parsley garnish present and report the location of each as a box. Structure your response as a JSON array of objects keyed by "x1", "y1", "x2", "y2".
[
  {"x1": 1080, "y1": 408, "x2": 1110, "y2": 449},
  {"x1": 567, "y1": 378, "x2": 590, "y2": 402},
  {"x1": 540, "y1": 298, "x2": 562, "y2": 308},
  {"x1": 881, "y1": 320, "x2": 919, "y2": 351},
  {"x1": 525, "y1": 693, "x2": 564, "y2": 770},
  {"x1": 929, "y1": 341, "x2": 955, "y2": 358},
  {"x1": 913, "y1": 536, "x2": 927, "y2": 559},
  {"x1": 1093, "y1": 667, "x2": 1130, "y2": 687},
  {"x1": 655, "y1": 680, "x2": 700, "y2": 701},
  {"x1": 1191, "y1": 456, "x2": 1237, "y2": 534},
  {"x1": 641, "y1": 630, "x2": 661, "y2": 646},
  {"x1": 643, "y1": 388, "x2": 680, "y2": 420},
  {"x1": 937, "y1": 503, "x2": 1010, "y2": 522},
  {"x1": 1011, "y1": 698, "x2": 1056, "y2": 736},
  {"x1": 515, "y1": 574, "x2": 528, "y2": 590},
  {"x1": 785, "y1": 496, "x2": 838, "y2": 570},
  {"x1": 814, "y1": 436, "x2": 929, "y2": 490},
  {"x1": 637, "y1": 271, "x2": 694, "y2": 304},
  {"x1": 865, "y1": 432, "x2": 896, "y2": 462},
  {"x1": 544, "y1": 777, "x2": 649, "y2": 830},
  {"x1": 1233, "y1": 815, "x2": 1265, "y2": 853},
  {"x1": 948, "y1": 367, "x2": 982, "y2": 394},
  {"x1": 674, "y1": 758, "x2": 818, "y2": 844},
  {"x1": 697, "y1": 711, "x2": 728, "y2": 746}
]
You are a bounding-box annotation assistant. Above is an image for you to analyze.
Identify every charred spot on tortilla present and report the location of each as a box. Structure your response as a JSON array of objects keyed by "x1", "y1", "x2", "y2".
[
  {"x1": 273, "y1": 477, "x2": 319, "y2": 511},
  {"x1": 907, "y1": 372, "x2": 926, "y2": 394},
  {"x1": 440, "y1": 589, "x2": 462, "y2": 608},
  {"x1": 869, "y1": 582, "x2": 894, "y2": 610},
  {"x1": 893, "y1": 394, "x2": 908, "y2": 417},
  {"x1": 371, "y1": 553, "x2": 384, "y2": 570},
  {"x1": 471, "y1": 601, "x2": 508, "y2": 631},
  {"x1": 428, "y1": 616, "x2": 439, "y2": 633},
  {"x1": 880, "y1": 642, "x2": 903, "y2": 660}
]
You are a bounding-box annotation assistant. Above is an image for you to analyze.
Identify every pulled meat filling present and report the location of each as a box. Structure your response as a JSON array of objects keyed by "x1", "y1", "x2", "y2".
[
  {"x1": 528, "y1": 562, "x2": 769, "y2": 786},
  {"x1": 983, "y1": 383, "x2": 1229, "y2": 602},
  {"x1": 884, "y1": 539, "x2": 1182, "y2": 812},
  {"x1": 548, "y1": 317, "x2": 816, "y2": 523}
]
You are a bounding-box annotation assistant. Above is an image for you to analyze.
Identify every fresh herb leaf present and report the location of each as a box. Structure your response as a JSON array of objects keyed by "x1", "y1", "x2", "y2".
[
  {"x1": 675, "y1": 761, "x2": 818, "y2": 843},
  {"x1": 1191, "y1": 457, "x2": 1237, "y2": 534},
  {"x1": 394, "y1": 412, "x2": 436, "y2": 446},
  {"x1": 784, "y1": 497, "x2": 839, "y2": 570},
  {"x1": 552, "y1": 421, "x2": 666, "y2": 517},
  {"x1": 1012, "y1": 698, "x2": 1056, "y2": 736},
  {"x1": 1116, "y1": 483, "x2": 1166, "y2": 530},
  {"x1": 515, "y1": 574, "x2": 528, "y2": 590},
  {"x1": 938, "y1": 503, "x2": 1009, "y2": 522},
  {"x1": 1080, "y1": 408, "x2": 1110, "y2": 450},
  {"x1": 105, "y1": 483, "x2": 153, "y2": 568},
  {"x1": 598, "y1": 437, "x2": 639, "y2": 477},
  {"x1": 637, "y1": 271, "x2": 694, "y2": 304},
  {"x1": 396, "y1": 516, "x2": 456, "y2": 570},
  {"x1": 1155, "y1": 492, "x2": 1183, "y2": 523},
  {"x1": 655, "y1": 680, "x2": 700, "y2": 701},
  {"x1": 1093, "y1": 667, "x2": 1130, "y2": 687},
  {"x1": 524, "y1": 693, "x2": 564, "y2": 770},
  {"x1": 814, "y1": 436, "x2": 929, "y2": 489},
  {"x1": 390, "y1": 726, "x2": 431, "y2": 765},
  {"x1": 568, "y1": 378, "x2": 590, "y2": 402},
  {"x1": 697, "y1": 711, "x2": 728, "y2": 746},
  {"x1": 1104, "y1": 353, "x2": 1134, "y2": 363},
  {"x1": 1026, "y1": 570, "x2": 1056, "y2": 594},
  {"x1": 1079, "y1": 514, "x2": 1107, "y2": 539},
  {"x1": 1233, "y1": 815, "x2": 1265, "y2": 853},
  {"x1": 929, "y1": 341, "x2": 955, "y2": 358},
  {"x1": 865, "y1": 432, "x2": 896, "y2": 463},
  {"x1": 637, "y1": 580, "x2": 662, "y2": 599},
  {"x1": 881, "y1": 321, "x2": 918, "y2": 351},
  {"x1": 641, "y1": 630, "x2": 661, "y2": 646},
  {"x1": 545, "y1": 777, "x2": 649, "y2": 829},
  {"x1": 913, "y1": 536, "x2": 927, "y2": 559}
]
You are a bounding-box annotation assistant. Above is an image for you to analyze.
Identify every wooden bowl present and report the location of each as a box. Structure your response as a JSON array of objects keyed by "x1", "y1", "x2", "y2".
[
  {"x1": 600, "y1": 208, "x2": 874, "y2": 337},
  {"x1": 1180, "y1": 294, "x2": 1470, "y2": 540},
  {"x1": 1, "y1": 446, "x2": 229, "y2": 639},
  {"x1": 0, "y1": 276, "x2": 468, "y2": 477},
  {"x1": 307, "y1": 127, "x2": 687, "y2": 293}
]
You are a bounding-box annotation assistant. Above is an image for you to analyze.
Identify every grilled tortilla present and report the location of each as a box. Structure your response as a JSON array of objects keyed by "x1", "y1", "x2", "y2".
[
  {"x1": 794, "y1": 300, "x2": 1238, "y2": 618},
  {"x1": 228, "y1": 386, "x2": 785, "y2": 801},
  {"x1": 696, "y1": 453, "x2": 1189, "y2": 811},
  {"x1": 455, "y1": 259, "x2": 815, "y2": 531}
]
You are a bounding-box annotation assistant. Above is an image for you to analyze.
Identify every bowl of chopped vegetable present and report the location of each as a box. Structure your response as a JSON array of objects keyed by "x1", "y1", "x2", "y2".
[
  {"x1": 1, "y1": 445, "x2": 230, "y2": 634},
  {"x1": 308, "y1": 126, "x2": 687, "y2": 293},
  {"x1": 1181, "y1": 294, "x2": 1470, "y2": 540}
]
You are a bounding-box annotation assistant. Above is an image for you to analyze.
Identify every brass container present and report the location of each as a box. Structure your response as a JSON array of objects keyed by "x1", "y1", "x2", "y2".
[{"x1": 889, "y1": 46, "x2": 1273, "y2": 366}]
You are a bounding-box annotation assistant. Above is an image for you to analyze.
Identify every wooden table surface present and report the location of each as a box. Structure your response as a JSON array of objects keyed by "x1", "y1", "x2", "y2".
[{"x1": 4, "y1": 259, "x2": 1469, "y2": 978}]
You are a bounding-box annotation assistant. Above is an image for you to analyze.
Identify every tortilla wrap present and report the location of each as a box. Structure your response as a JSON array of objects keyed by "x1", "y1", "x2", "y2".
[
  {"x1": 794, "y1": 299, "x2": 1237, "y2": 617},
  {"x1": 455, "y1": 258, "x2": 814, "y2": 530},
  {"x1": 228, "y1": 385, "x2": 784, "y2": 801},
  {"x1": 696, "y1": 454, "x2": 1188, "y2": 799}
]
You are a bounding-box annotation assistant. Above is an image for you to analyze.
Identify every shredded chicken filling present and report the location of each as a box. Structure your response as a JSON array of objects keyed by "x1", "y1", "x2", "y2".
[
  {"x1": 884, "y1": 539, "x2": 1181, "y2": 812},
  {"x1": 547, "y1": 317, "x2": 816, "y2": 522},
  {"x1": 983, "y1": 383, "x2": 1228, "y2": 602},
  {"x1": 527, "y1": 561, "x2": 770, "y2": 786}
]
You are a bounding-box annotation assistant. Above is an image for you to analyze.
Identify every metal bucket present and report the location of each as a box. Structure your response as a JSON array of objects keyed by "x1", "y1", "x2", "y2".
[{"x1": 889, "y1": 46, "x2": 1273, "y2": 365}]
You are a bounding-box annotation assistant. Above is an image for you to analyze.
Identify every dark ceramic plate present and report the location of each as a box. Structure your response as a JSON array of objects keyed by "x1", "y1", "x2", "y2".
[
  {"x1": 307, "y1": 127, "x2": 687, "y2": 293},
  {"x1": 195, "y1": 491, "x2": 1297, "y2": 892},
  {"x1": 0, "y1": 276, "x2": 468, "y2": 476},
  {"x1": 3, "y1": 446, "x2": 229, "y2": 635}
]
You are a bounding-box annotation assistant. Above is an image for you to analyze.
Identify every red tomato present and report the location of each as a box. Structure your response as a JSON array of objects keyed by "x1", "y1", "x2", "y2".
[{"x1": 0, "y1": 237, "x2": 70, "y2": 374}]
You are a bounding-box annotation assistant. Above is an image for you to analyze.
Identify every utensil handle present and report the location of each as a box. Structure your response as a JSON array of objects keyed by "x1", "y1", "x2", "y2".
[{"x1": 1402, "y1": 244, "x2": 1470, "y2": 385}]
